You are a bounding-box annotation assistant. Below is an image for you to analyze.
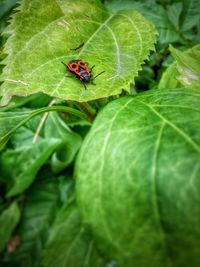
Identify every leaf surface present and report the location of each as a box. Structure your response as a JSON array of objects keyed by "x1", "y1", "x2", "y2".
[
  {"x1": 75, "y1": 88, "x2": 200, "y2": 267},
  {"x1": 0, "y1": 0, "x2": 156, "y2": 101}
]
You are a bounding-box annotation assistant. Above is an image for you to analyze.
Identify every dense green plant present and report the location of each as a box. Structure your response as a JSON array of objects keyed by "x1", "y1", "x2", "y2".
[{"x1": 0, "y1": 0, "x2": 199, "y2": 267}]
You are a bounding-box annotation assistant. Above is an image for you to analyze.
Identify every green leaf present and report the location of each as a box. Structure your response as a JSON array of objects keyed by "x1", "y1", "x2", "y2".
[
  {"x1": 75, "y1": 88, "x2": 200, "y2": 267},
  {"x1": 4, "y1": 179, "x2": 60, "y2": 267},
  {"x1": 45, "y1": 113, "x2": 82, "y2": 173},
  {"x1": 169, "y1": 44, "x2": 200, "y2": 88},
  {"x1": 0, "y1": 105, "x2": 87, "y2": 150},
  {"x1": 159, "y1": 44, "x2": 200, "y2": 89},
  {"x1": 0, "y1": 202, "x2": 20, "y2": 252},
  {"x1": 0, "y1": 0, "x2": 156, "y2": 102},
  {"x1": 43, "y1": 198, "x2": 106, "y2": 267}
]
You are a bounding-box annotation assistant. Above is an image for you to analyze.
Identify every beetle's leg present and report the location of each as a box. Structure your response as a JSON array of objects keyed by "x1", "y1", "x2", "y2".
[
  {"x1": 90, "y1": 65, "x2": 95, "y2": 72},
  {"x1": 82, "y1": 82, "x2": 87, "y2": 90},
  {"x1": 91, "y1": 81, "x2": 96, "y2": 85},
  {"x1": 61, "y1": 61, "x2": 67, "y2": 66}
]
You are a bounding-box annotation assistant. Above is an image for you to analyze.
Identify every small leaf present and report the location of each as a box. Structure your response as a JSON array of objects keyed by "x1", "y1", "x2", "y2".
[
  {"x1": 43, "y1": 198, "x2": 106, "y2": 267},
  {"x1": 169, "y1": 44, "x2": 200, "y2": 88},
  {"x1": 159, "y1": 44, "x2": 200, "y2": 89},
  {"x1": 0, "y1": 0, "x2": 156, "y2": 101},
  {"x1": 75, "y1": 88, "x2": 200, "y2": 267},
  {"x1": 0, "y1": 202, "x2": 20, "y2": 252}
]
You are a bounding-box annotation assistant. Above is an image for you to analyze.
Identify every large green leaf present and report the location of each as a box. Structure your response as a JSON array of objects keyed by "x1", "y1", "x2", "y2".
[
  {"x1": 43, "y1": 198, "x2": 106, "y2": 267},
  {"x1": 0, "y1": 0, "x2": 156, "y2": 102},
  {"x1": 3, "y1": 179, "x2": 60, "y2": 267},
  {"x1": 0, "y1": 202, "x2": 20, "y2": 252},
  {"x1": 75, "y1": 88, "x2": 200, "y2": 267}
]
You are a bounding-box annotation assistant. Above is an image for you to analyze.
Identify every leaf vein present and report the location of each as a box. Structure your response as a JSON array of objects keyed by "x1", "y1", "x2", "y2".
[
  {"x1": 78, "y1": 13, "x2": 114, "y2": 56},
  {"x1": 119, "y1": 14, "x2": 143, "y2": 60},
  {"x1": 136, "y1": 99, "x2": 200, "y2": 152},
  {"x1": 105, "y1": 25, "x2": 121, "y2": 75}
]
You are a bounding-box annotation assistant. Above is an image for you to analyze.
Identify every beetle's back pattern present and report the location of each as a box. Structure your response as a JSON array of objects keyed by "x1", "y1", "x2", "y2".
[{"x1": 62, "y1": 58, "x2": 105, "y2": 89}]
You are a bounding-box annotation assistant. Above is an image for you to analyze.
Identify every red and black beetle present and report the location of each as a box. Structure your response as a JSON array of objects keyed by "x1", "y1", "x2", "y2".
[{"x1": 62, "y1": 59, "x2": 105, "y2": 90}]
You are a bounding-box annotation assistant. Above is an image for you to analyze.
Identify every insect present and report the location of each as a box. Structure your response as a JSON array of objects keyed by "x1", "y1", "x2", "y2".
[{"x1": 62, "y1": 59, "x2": 105, "y2": 90}]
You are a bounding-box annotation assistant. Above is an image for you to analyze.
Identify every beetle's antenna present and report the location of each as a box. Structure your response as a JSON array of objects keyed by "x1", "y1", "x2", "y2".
[
  {"x1": 61, "y1": 61, "x2": 66, "y2": 66},
  {"x1": 70, "y1": 42, "x2": 84, "y2": 51},
  {"x1": 92, "y1": 71, "x2": 105, "y2": 81}
]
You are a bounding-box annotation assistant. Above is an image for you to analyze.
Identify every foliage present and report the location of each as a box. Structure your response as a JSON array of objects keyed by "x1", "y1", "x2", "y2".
[{"x1": 0, "y1": 0, "x2": 199, "y2": 267}]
